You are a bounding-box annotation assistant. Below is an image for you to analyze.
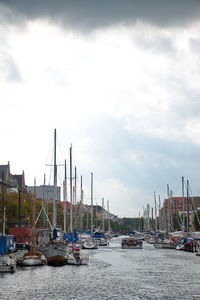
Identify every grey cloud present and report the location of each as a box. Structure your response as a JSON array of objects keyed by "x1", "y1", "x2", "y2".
[
  {"x1": 1, "y1": 0, "x2": 200, "y2": 31},
  {"x1": 65, "y1": 113, "x2": 200, "y2": 197},
  {"x1": 136, "y1": 36, "x2": 174, "y2": 54},
  {"x1": 0, "y1": 51, "x2": 21, "y2": 81},
  {"x1": 189, "y1": 38, "x2": 200, "y2": 53}
]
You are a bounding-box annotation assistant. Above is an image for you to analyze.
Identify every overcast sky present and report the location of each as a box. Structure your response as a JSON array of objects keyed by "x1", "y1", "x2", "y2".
[{"x1": 1, "y1": 1, "x2": 200, "y2": 217}]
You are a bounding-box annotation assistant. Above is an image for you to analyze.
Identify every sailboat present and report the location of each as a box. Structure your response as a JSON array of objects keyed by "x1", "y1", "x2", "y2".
[
  {"x1": 0, "y1": 208, "x2": 16, "y2": 272},
  {"x1": 39, "y1": 129, "x2": 69, "y2": 266},
  {"x1": 17, "y1": 179, "x2": 46, "y2": 266}
]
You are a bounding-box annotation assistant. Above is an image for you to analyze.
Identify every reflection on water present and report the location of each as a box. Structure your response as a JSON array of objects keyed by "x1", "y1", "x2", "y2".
[{"x1": 0, "y1": 237, "x2": 200, "y2": 299}]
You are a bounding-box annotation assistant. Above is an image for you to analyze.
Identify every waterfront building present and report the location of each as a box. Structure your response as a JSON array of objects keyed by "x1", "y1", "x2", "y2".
[
  {"x1": 0, "y1": 161, "x2": 26, "y2": 193},
  {"x1": 160, "y1": 196, "x2": 200, "y2": 232},
  {"x1": 27, "y1": 185, "x2": 61, "y2": 202}
]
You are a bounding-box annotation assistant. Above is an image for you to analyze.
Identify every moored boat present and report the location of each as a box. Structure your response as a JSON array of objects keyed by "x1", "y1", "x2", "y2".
[
  {"x1": 121, "y1": 237, "x2": 143, "y2": 249},
  {"x1": 66, "y1": 243, "x2": 89, "y2": 265},
  {"x1": 82, "y1": 237, "x2": 98, "y2": 249},
  {"x1": 0, "y1": 235, "x2": 16, "y2": 272},
  {"x1": 154, "y1": 239, "x2": 176, "y2": 249},
  {"x1": 92, "y1": 230, "x2": 109, "y2": 246},
  {"x1": 17, "y1": 251, "x2": 46, "y2": 266},
  {"x1": 40, "y1": 239, "x2": 69, "y2": 266}
]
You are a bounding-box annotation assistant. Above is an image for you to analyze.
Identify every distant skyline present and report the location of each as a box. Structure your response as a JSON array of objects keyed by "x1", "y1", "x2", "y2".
[{"x1": 1, "y1": 1, "x2": 200, "y2": 217}]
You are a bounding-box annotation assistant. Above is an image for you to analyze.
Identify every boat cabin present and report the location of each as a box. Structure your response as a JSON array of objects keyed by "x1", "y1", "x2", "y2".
[{"x1": 0, "y1": 235, "x2": 15, "y2": 255}]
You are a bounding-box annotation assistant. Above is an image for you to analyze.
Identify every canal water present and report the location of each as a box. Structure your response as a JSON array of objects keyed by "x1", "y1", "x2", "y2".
[{"x1": 0, "y1": 237, "x2": 200, "y2": 300}]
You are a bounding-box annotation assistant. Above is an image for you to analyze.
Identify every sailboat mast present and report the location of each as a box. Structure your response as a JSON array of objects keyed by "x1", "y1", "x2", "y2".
[
  {"x1": 69, "y1": 145, "x2": 73, "y2": 232},
  {"x1": 158, "y1": 195, "x2": 161, "y2": 230},
  {"x1": 53, "y1": 129, "x2": 57, "y2": 228},
  {"x1": 167, "y1": 184, "x2": 170, "y2": 233},
  {"x1": 32, "y1": 177, "x2": 37, "y2": 251},
  {"x1": 107, "y1": 200, "x2": 110, "y2": 232},
  {"x1": 80, "y1": 175, "x2": 83, "y2": 230},
  {"x1": 63, "y1": 159, "x2": 67, "y2": 233},
  {"x1": 181, "y1": 176, "x2": 185, "y2": 231},
  {"x1": 74, "y1": 166, "x2": 77, "y2": 230},
  {"x1": 147, "y1": 203, "x2": 150, "y2": 231},
  {"x1": 186, "y1": 179, "x2": 190, "y2": 232},
  {"x1": 90, "y1": 172, "x2": 93, "y2": 234},
  {"x1": 102, "y1": 197, "x2": 105, "y2": 231},
  {"x1": 154, "y1": 192, "x2": 157, "y2": 232}
]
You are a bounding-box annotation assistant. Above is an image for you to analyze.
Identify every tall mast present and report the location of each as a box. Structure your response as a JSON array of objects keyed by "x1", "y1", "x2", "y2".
[
  {"x1": 151, "y1": 206, "x2": 154, "y2": 231},
  {"x1": 2, "y1": 172, "x2": 5, "y2": 235},
  {"x1": 63, "y1": 159, "x2": 67, "y2": 233},
  {"x1": 107, "y1": 200, "x2": 110, "y2": 232},
  {"x1": 32, "y1": 177, "x2": 37, "y2": 251},
  {"x1": 42, "y1": 174, "x2": 46, "y2": 208},
  {"x1": 74, "y1": 166, "x2": 77, "y2": 230},
  {"x1": 80, "y1": 175, "x2": 83, "y2": 231},
  {"x1": 158, "y1": 195, "x2": 161, "y2": 230},
  {"x1": 52, "y1": 129, "x2": 57, "y2": 228},
  {"x1": 170, "y1": 190, "x2": 174, "y2": 231},
  {"x1": 102, "y1": 197, "x2": 105, "y2": 231},
  {"x1": 167, "y1": 184, "x2": 170, "y2": 233},
  {"x1": 147, "y1": 203, "x2": 150, "y2": 231},
  {"x1": 90, "y1": 172, "x2": 94, "y2": 234},
  {"x1": 181, "y1": 176, "x2": 185, "y2": 231},
  {"x1": 186, "y1": 179, "x2": 190, "y2": 232},
  {"x1": 42, "y1": 173, "x2": 45, "y2": 226},
  {"x1": 154, "y1": 192, "x2": 157, "y2": 231},
  {"x1": 69, "y1": 145, "x2": 73, "y2": 232}
]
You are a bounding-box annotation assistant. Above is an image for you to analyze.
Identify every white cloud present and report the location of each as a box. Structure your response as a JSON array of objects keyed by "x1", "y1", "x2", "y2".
[{"x1": 1, "y1": 18, "x2": 200, "y2": 216}]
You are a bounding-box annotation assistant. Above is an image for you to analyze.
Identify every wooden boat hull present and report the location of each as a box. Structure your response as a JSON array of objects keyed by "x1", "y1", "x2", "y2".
[{"x1": 47, "y1": 255, "x2": 65, "y2": 266}]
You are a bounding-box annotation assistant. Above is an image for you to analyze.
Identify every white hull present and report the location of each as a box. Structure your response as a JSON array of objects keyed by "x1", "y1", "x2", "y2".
[
  {"x1": 82, "y1": 239, "x2": 98, "y2": 249},
  {"x1": 0, "y1": 256, "x2": 16, "y2": 272},
  {"x1": 19, "y1": 257, "x2": 46, "y2": 266},
  {"x1": 0, "y1": 264, "x2": 16, "y2": 272},
  {"x1": 18, "y1": 252, "x2": 46, "y2": 266},
  {"x1": 40, "y1": 241, "x2": 68, "y2": 260},
  {"x1": 66, "y1": 253, "x2": 89, "y2": 265},
  {"x1": 154, "y1": 243, "x2": 175, "y2": 249},
  {"x1": 94, "y1": 238, "x2": 109, "y2": 246}
]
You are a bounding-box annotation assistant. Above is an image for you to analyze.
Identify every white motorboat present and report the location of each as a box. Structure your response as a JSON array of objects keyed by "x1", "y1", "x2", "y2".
[
  {"x1": 66, "y1": 253, "x2": 89, "y2": 265},
  {"x1": 154, "y1": 239, "x2": 176, "y2": 249},
  {"x1": 82, "y1": 237, "x2": 98, "y2": 249},
  {"x1": 0, "y1": 254, "x2": 16, "y2": 272},
  {"x1": 66, "y1": 243, "x2": 89, "y2": 265}
]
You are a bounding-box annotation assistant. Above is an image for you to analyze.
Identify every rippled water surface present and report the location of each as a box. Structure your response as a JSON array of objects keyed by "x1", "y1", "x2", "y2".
[{"x1": 1, "y1": 238, "x2": 200, "y2": 300}]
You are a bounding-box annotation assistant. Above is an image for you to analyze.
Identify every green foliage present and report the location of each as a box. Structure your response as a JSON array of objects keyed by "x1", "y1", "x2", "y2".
[{"x1": 194, "y1": 212, "x2": 200, "y2": 231}]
